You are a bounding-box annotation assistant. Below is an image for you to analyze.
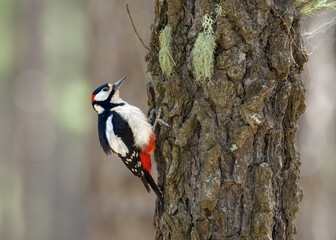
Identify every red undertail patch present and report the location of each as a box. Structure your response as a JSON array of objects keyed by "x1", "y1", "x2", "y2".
[
  {"x1": 140, "y1": 152, "x2": 152, "y2": 175},
  {"x1": 140, "y1": 133, "x2": 156, "y2": 175}
]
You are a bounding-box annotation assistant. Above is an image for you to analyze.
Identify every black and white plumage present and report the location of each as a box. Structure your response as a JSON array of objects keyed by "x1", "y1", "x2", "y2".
[{"x1": 91, "y1": 77, "x2": 163, "y2": 203}]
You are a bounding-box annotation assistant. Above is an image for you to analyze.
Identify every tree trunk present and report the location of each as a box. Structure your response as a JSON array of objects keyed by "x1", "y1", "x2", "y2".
[{"x1": 147, "y1": 1, "x2": 306, "y2": 239}]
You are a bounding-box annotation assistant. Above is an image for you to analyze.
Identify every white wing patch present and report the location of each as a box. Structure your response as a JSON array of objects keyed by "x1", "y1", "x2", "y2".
[
  {"x1": 113, "y1": 103, "x2": 153, "y2": 149},
  {"x1": 105, "y1": 115, "x2": 129, "y2": 157}
]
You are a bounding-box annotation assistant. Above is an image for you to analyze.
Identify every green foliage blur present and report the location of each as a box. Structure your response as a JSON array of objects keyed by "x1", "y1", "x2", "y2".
[{"x1": 0, "y1": 0, "x2": 93, "y2": 239}]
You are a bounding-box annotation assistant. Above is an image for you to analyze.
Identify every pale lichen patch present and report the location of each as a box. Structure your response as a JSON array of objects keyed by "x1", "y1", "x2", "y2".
[
  {"x1": 192, "y1": 14, "x2": 217, "y2": 81},
  {"x1": 159, "y1": 25, "x2": 175, "y2": 76}
]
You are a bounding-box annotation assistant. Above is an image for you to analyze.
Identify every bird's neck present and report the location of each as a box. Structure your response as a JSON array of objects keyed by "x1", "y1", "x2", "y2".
[
  {"x1": 96, "y1": 101, "x2": 125, "y2": 114},
  {"x1": 110, "y1": 101, "x2": 126, "y2": 109}
]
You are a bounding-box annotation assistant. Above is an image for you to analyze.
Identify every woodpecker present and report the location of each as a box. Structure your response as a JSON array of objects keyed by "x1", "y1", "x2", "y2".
[{"x1": 91, "y1": 77, "x2": 164, "y2": 203}]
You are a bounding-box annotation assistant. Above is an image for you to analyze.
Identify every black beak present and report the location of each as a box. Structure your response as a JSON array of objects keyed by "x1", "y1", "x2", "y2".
[{"x1": 113, "y1": 76, "x2": 127, "y2": 90}]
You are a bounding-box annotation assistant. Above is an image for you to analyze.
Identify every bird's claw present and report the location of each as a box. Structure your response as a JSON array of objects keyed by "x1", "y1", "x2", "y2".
[{"x1": 148, "y1": 108, "x2": 171, "y2": 130}]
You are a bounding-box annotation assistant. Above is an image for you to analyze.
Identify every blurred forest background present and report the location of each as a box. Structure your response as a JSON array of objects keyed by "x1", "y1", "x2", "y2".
[{"x1": 0, "y1": 0, "x2": 334, "y2": 240}]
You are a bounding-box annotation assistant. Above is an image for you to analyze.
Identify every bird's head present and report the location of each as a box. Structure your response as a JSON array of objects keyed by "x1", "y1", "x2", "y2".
[{"x1": 91, "y1": 76, "x2": 126, "y2": 114}]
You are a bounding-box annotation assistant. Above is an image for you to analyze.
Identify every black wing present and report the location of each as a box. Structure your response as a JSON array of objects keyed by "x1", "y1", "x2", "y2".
[
  {"x1": 111, "y1": 111, "x2": 135, "y2": 147},
  {"x1": 111, "y1": 111, "x2": 144, "y2": 176}
]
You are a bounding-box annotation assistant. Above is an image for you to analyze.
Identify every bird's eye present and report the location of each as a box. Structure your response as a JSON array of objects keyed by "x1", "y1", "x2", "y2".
[{"x1": 102, "y1": 87, "x2": 109, "y2": 92}]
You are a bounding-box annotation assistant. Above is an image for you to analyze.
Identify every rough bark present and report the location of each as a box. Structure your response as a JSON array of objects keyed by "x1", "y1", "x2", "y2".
[{"x1": 147, "y1": 0, "x2": 306, "y2": 239}]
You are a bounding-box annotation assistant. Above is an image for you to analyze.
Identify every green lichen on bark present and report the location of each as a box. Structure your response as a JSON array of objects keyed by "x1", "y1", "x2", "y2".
[
  {"x1": 192, "y1": 14, "x2": 217, "y2": 81},
  {"x1": 159, "y1": 25, "x2": 175, "y2": 76}
]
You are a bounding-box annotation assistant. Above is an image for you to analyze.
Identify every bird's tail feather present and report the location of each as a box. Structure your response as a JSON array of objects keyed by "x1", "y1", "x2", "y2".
[
  {"x1": 144, "y1": 171, "x2": 164, "y2": 204},
  {"x1": 141, "y1": 177, "x2": 151, "y2": 193}
]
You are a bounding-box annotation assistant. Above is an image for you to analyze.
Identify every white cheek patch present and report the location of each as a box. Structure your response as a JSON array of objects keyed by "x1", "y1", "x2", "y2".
[
  {"x1": 106, "y1": 115, "x2": 129, "y2": 157},
  {"x1": 94, "y1": 104, "x2": 105, "y2": 114},
  {"x1": 94, "y1": 90, "x2": 110, "y2": 102}
]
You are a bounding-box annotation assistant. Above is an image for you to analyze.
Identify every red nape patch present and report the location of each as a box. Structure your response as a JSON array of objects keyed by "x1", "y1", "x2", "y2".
[
  {"x1": 91, "y1": 94, "x2": 96, "y2": 103},
  {"x1": 144, "y1": 133, "x2": 155, "y2": 154},
  {"x1": 140, "y1": 152, "x2": 152, "y2": 175}
]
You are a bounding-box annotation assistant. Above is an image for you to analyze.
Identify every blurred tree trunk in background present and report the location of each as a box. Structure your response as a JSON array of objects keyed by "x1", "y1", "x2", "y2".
[
  {"x1": 16, "y1": 0, "x2": 53, "y2": 239},
  {"x1": 147, "y1": 0, "x2": 306, "y2": 239},
  {"x1": 11, "y1": 0, "x2": 90, "y2": 239},
  {"x1": 0, "y1": 0, "x2": 24, "y2": 239},
  {"x1": 297, "y1": 13, "x2": 336, "y2": 240}
]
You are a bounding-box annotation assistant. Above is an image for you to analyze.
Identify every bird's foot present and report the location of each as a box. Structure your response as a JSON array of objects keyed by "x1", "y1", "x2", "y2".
[
  {"x1": 147, "y1": 108, "x2": 156, "y2": 124},
  {"x1": 148, "y1": 108, "x2": 171, "y2": 130}
]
